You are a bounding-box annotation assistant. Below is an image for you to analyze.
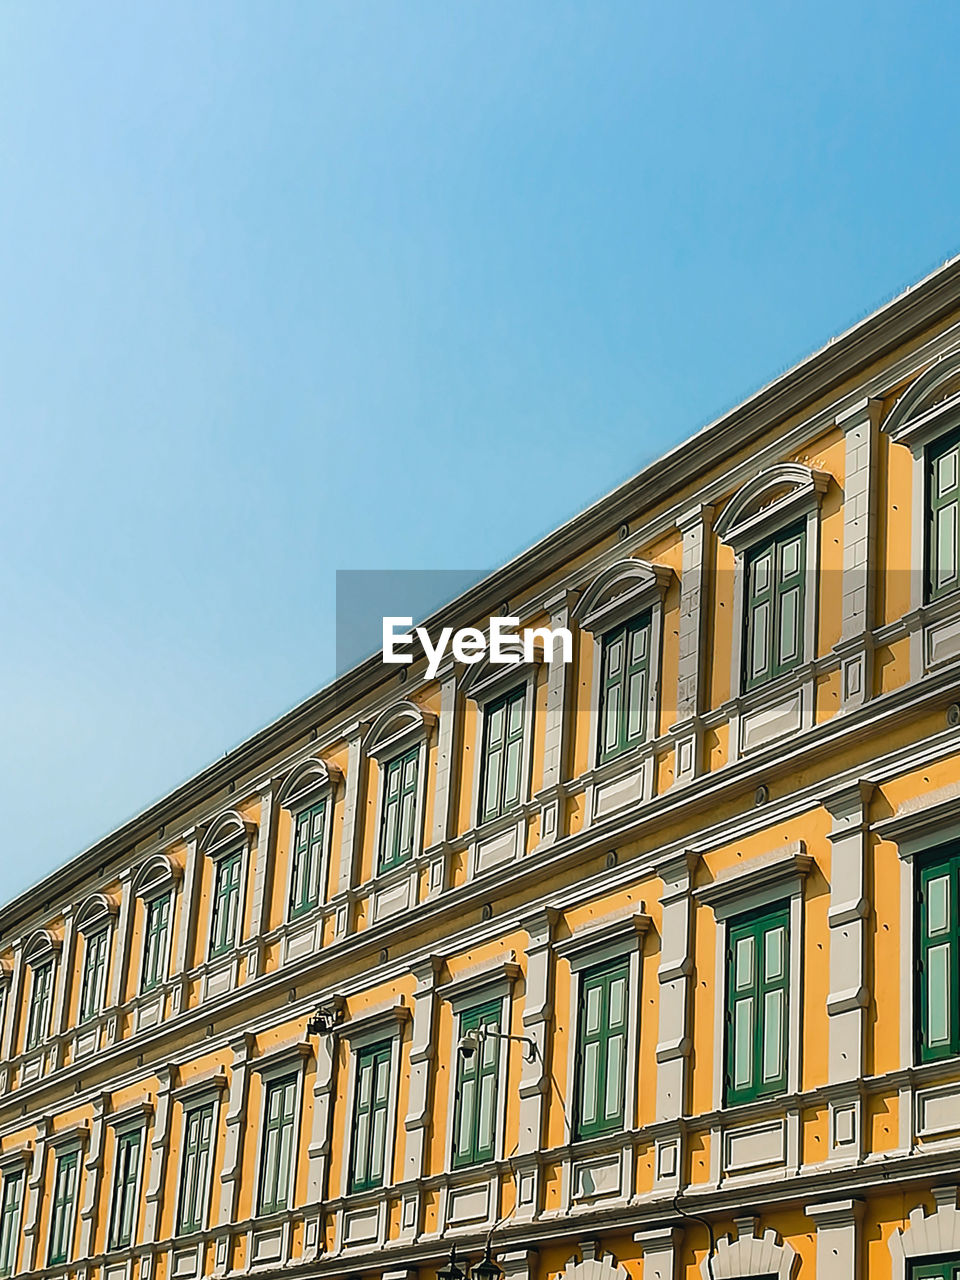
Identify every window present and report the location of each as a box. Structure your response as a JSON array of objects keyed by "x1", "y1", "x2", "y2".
[
  {"x1": 25, "y1": 961, "x2": 53, "y2": 1051},
  {"x1": 47, "y1": 1149, "x2": 79, "y2": 1265},
  {"x1": 453, "y1": 1002, "x2": 500, "y2": 1167},
  {"x1": 917, "y1": 848, "x2": 960, "y2": 1062},
  {"x1": 743, "y1": 522, "x2": 806, "y2": 690},
  {"x1": 258, "y1": 1075, "x2": 297, "y2": 1215},
  {"x1": 478, "y1": 687, "x2": 525, "y2": 824},
  {"x1": 725, "y1": 903, "x2": 789, "y2": 1105},
  {"x1": 177, "y1": 1103, "x2": 215, "y2": 1234},
  {"x1": 350, "y1": 1041, "x2": 392, "y2": 1192},
  {"x1": 79, "y1": 930, "x2": 109, "y2": 1023},
  {"x1": 108, "y1": 1129, "x2": 142, "y2": 1251},
  {"x1": 911, "y1": 1260, "x2": 960, "y2": 1280},
  {"x1": 927, "y1": 428, "x2": 960, "y2": 601},
  {"x1": 0, "y1": 1170, "x2": 23, "y2": 1279},
  {"x1": 141, "y1": 895, "x2": 171, "y2": 992},
  {"x1": 597, "y1": 613, "x2": 652, "y2": 764},
  {"x1": 379, "y1": 749, "x2": 419, "y2": 873},
  {"x1": 289, "y1": 799, "x2": 327, "y2": 918},
  {"x1": 574, "y1": 959, "x2": 629, "y2": 1140},
  {"x1": 209, "y1": 850, "x2": 242, "y2": 959}
]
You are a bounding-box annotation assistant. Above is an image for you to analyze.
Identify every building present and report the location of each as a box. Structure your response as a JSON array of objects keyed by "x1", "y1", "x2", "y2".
[{"x1": 3, "y1": 257, "x2": 960, "y2": 1280}]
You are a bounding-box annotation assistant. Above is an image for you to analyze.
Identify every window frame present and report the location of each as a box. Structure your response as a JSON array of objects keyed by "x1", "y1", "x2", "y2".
[
  {"x1": 451, "y1": 999, "x2": 502, "y2": 1168},
  {"x1": 723, "y1": 901, "x2": 791, "y2": 1106},
  {"x1": 47, "y1": 1146, "x2": 81, "y2": 1266},
  {"x1": 916, "y1": 844, "x2": 960, "y2": 1063},
  {"x1": 573, "y1": 956, "x2": 631, "y2": 1140},
  {"x1": 78, "y1": 928, "x2": 110, "y2": 1025},
  {"x1": 256, "y1": 1072, "x2": 299, "y2": 1217},
  {"x1": 107, "y1": 1124, "x2": 146, "y2": 1252},
  {"x1": 208, "y1": 845, "x2": 244, "y2": 961},
  {"x1": 477, "y1": 684, "x2": 528, "y2": 826},
  {"x1": 377, "y1": 746, "x2": 421, "y2": 874},
  {"x1": 741, "y1": 521, "x2": 807, "y2": 692},
  {"x1": 348, "y1": 1039, "x2": 393, "y2": 1192},
  {"x1": 596, "y1": 610, "x2": 654, "y2": 766},
  {"x1": 140, "y1": 891, "x2": 173, "y2": 994},
  {"x1": 0, "y1": 1166, "x2": 25, "y2": 1280},
  {"x1": 25, "y1": 959, "x2": 54, "y2": 1052},
  {"x1": 925, "y1": 426, "x2": 960, "y2": 603},
  {"x1": 910, "y1": 1257, "x2": 960, "y2": 1280},
  {"x1": 337, "y1": 1004, "x2": 408, "y2": 1203},
  {"x1": 249, "y1": 1046, "x2": 310, "y2": 1220},
  {"x1": 288, "y1": 797, "x2": 329, "y2": 919},
  {"x1": 279, "y1": 759, "x2": 339, "y2": 925},
  {"x1": 176, "y1": 1099, "x2": 217, "y2": 1235},
  {"x1": 364, "y1": 701, "x2": 435, "y2": 883}
]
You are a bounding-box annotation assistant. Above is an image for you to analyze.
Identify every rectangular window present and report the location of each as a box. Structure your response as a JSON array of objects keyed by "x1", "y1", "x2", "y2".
[
  {"x1": 177, "y1": 1102, "x2": 215, "y2": 1234},
  {"x1": 918, "y1": 848, "x2": 960, "y2": 1062},
  {"x1": 0, "y1": 1170, "x2": 23, "y2": 1279},
  {"x1": 108, "y1": 1129, "x2": 142, "y2": 1251},
  {"x1": 289, "y1": 800, "x2": 327, "y2": 918},
  {"x1": 47, "y1": 1149, "x2": 80, "y2": 1265},
  {"x1": 79, "y1": 930, "x2": 109, "y2": 1023},
  {"x1": 598, "y1": 613, "x2": 652, "y2": 764},
  {"x1": 743, "y1": 522, "x2": 806, "y2": 691},
  {"x1": 25, "y1": 962, "x2": 53, "y2": 1051},
  {"x1": 927, "y1": 428, "x2": 960, "y2": 601},
  {"x1": 350, "y1": 1041, "x2": 392, "y2": 1192},
  {"x1": 257, "y1": 1075, "x2": 297, "y2": 1215},
  {"x1": 141, "y1": 895, "x2": 170, "y2": 992},
  {"x1": 725, "y1": 904, "x2": 790, "y2": 1105},
  {"x1": 478, "y1": 687, "x2": 526, "y2": 825},
  {"x1": 574, "y1": 959, "x2": 629, "y2": 1139},
  {"x1": 379, "y1": 748, "x2": 419, "y2": 872},
  {"x1": 453, "y1": 1001, "x2": 501, "y2": 1167},
  {"x1": 209, "y1": 850, "x2": 242, "y2": 959}
]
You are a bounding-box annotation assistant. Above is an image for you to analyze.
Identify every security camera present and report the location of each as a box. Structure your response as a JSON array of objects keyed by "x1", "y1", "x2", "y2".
[{"x1": 458, "y1": 1028, "x2": 483, "y2": 1059}]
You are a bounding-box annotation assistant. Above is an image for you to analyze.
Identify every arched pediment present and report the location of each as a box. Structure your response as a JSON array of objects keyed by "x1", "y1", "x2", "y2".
[
  {"x1": 363, "y1": 700, "x2": 436, "y2": 761},
  {"x1": 22, "y1": 929, "x2": 61, "y2": 967},
  {"x1": 278, "y1": 757, "x2": 341, "y2": 810},
  {"x1": 132, "y1": 853, "x2": 181, "y2": 899},
  {"x1": 704, "y1": 1217, "x2": 797, "y2": 1279},
  {"x1": 571, "y1": 558, "x2": 674, "y2": 634},
  {"x1": 558, "y1": 1248, "x2": 628, "y2": 1280},
  {"x1": 714, "y1": 462, "x2": 829, "y2": 552},
  {"x1": 883, "y1": 348, "x2": 960, "y2": 451},
  {"x1": 199, "y1": 810, "x2": 256, "y2": 858},
  {"x1": 75, "y1": 892, "x2": 118, "y2": 934}
]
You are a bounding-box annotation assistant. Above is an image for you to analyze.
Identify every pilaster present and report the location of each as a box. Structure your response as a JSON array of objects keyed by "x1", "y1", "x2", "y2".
[
  {"x1": 51, "y1": 904, "x2": 77, "y2": 1049},
  {"x1": 106, "y1": 869, "x2": 135, "y2": 1036},
  {"x1": 671, "y1": 504, "x2": 713, "y2": 784},
  {"x1": 536, "y1": 590, "x2": 577, "y2": 845},
  {"x1": 335, "y1": 722, "x2": 369, "y2": 937},
  {"x1": 1, "y1": 938, "x2": 25, "y2": 1061},
  {"x1": 426, "y1": 661, "x2": 460, "y2": 896},
  {"x1": 837, "y1": 397, "x2": 881, "y2": 710},
  {"x1": 246, "y1": 780, "x2": 280, "y2": 979},
  {"x1": 172, "y1": 827, "x2": 204, "y2": 1012},
  {"x1": 303, "y1": 1020, "x2": 339, "y2": 1261},
  {"x1": 215, "y1": 1032, "x2": 253, "y2": 1271},
  {"x1": 20, "y1": 1116, "x2": 49, "y2": 1271},
  {"x1": 143, "y1": 1065, "x2": 177, "y2": 1244},
  {"x1": 515, "y1": 908, "x2": 558, "y2": 1219},
  {"x1": 806, "y1": 1198, "x2": 863, "y2": 1279},
  {"x1": 634, "y1": 1226, "x2": 683, "y2": 1280},
  {"x1": 396, "y1": 955, "x2": 443, "y2": 1241},
  {"x1": 78, "y1": 1093, "x2": 108, "y2": 1258}
]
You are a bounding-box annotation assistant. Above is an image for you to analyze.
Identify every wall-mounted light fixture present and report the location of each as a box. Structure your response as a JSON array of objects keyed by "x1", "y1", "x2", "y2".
[
  {"x1": 437, "y1": 1246, "x2": 502, "y2": 1280},
  {"x1": 458, "y1": 1024, "x2": 537, "y2": 1062},
  {"x1": 306, "y1": 996, "x2": 345, "y2": 1036}
]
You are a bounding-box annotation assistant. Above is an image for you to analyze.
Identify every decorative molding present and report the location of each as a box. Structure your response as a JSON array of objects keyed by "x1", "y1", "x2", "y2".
[
  {"x1": 714, "y1": 462, "x2": 830, "y2": 553},
  {"x1": 704, "y1": 1215, "x2": 798, "y2": 1279},
  {"x1": 889, "y1": 1186, "x2": 960, "y2": 1280},
  {"x1": 571, "y1": 558, "x2": 675, "y2": 635},
  {"x1": 199, "y1": 810, "x2": 257, "y2": 859},
  {"x1": 277, "y1": 756, "x2": 342, "y2": 811},
  {"x1": 132, "y1": 853, "x2": 181, "y2": 900},
  {"x1": 74, "y1": 892, "x2": 119, "y2": 934},
  {"x1": 695, "y1": 841, "x2": 812, "y2": 916},
  {"x1": 882, "y1": 345, "x2": 960, "y2": 449},
  {"x1": 362, "y1": 700, "x2": 437, "y2": 762}
]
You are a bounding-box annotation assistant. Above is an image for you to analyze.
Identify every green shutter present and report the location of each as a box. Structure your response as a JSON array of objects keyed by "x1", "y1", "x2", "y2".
[
  {"x1": 574, "y1": 959, "x2": 629, "y2": 1139},
  {"x1": 178, "y1": 1103, "x2": 215, "y2": 1234},
  {"x1": 141, "y1": 894, "x2": 170, "y2": 992},
  {"x1": 47, "y1": 1149, "x2": 79, "y2": 1265},
  {"x1": 379, "y1": 749, "x2": 420, "y2": 872},
  {"x1": 108, "y1": 1129, "x2": 142, "y2": 1250},
  {"x1": 25, "y1": 962, "x2": 53, "y2": 1051},
  {"x1": 453, "y1": 1002, "x2": 501, "y2": 1167},
  {"x1": 350, "y1": 1041, "x2": 392, "y2": 1191},
  {"x1": 0, "y1": 1171, "x2": 23, "y2": 1278},
  {"x1": 79, "y1": 930, "x2": 109, "y2": 1023},
  {"x1": 289, "y1": 799, "x2": 327, "y2": 918},
  {"x1": 744, "y1": 523, "x2": 807, "y2": 691},
  {"x1": 927, "y1": 429, "x2": 960, "y2": 601},
  {"x1": 918, "y1": 849, "x2": 960, "y2": 1062},
  {"x1": 598, "y1": 613, "x2": 652, "y2": 765},
  {"x1": 725, "y1": 904, "x2": 790, "y2": 1105},
  {"x1": 258, "y1": 1075, "x2": 298, "y2": 1215},
  {"x1": 479, "y1": 687, "x2": 525, "y2": 824},
  {"x1": 209, "y1": 850, "x2": 242, "y2": 958}
]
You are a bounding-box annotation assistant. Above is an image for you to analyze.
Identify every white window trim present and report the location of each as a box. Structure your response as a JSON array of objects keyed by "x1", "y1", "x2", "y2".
[
  {"x1": 364, "y1": 702, "x2": 435, "y2": 881},
  {"x1": 75, "y1": 895, "x2": 118, "y2": 1023},
  {"x1": 105, "y1": 1103, "x2": 153, "y2": 1254},
  {"x1": 882, "y1": 351, "x2": 960, "y2": 628},
  {"x1": 336, "y1": 1003, "x2": 410, "y2": 1204},
  {"x1": 171, "y1": 1073, "x2": 227, "y2": 1236},
  {"x1": 46, "y1": 1133, "x2": 85, "y2": 1266},
  {"x1": 695, "y1": 841, "x2": 811, "y2": 1109},
  {"x1": 132, "y1": 855, "x2": 181, "y2": 995},
  {"x1": 572, "y1": 558, "x2": 674, "y2": 774},
  {"x1": 278, "y1": 758, "x2": 341, "y2": 924},
  {"x1": 249, "y1": 1042, "x2": 311, "y2": 1219},
  {"x1": 200, "y1": 812, "x2": 256, "y2": 966},
  {"x1": 437, "y1": 960, "x2": 520, "y2": 1176},
  {"x1": 0, "y1": 1147, "x2": 30, "y2": 1279},
  {"x1": 556, "y1": 913, "x2": 649, "y2": 1148},
  {"x1": 22, "y1": 932, "x2": 61, "y2": 1053}
]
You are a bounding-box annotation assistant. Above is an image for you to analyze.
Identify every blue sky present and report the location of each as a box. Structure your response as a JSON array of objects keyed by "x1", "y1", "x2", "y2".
[{"x1": 1, "y1": 1, "x2": 959, "y2": 903}]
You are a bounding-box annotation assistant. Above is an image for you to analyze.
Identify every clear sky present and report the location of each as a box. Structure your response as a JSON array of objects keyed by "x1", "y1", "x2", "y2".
[{"x1": 1, "y1": 1, "x2": 959, "y2": 904}]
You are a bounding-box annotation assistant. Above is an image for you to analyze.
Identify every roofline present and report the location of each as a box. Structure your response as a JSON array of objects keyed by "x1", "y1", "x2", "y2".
[{"x1": 6, "y1": 250, "x2": 960, "y2": 937}]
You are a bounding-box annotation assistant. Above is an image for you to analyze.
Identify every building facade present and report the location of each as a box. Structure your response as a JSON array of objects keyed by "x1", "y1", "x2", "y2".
[{"x1": 3, "y1": 259, "x2": 960, "y2": 1280}]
